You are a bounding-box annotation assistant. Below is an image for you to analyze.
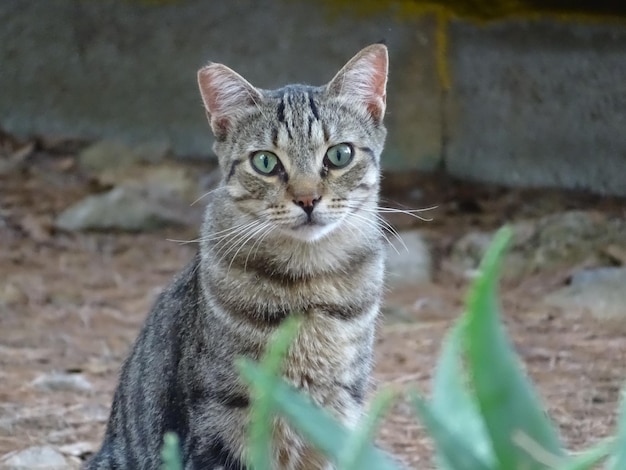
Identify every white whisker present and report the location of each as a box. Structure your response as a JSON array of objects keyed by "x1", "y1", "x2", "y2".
[
  {"x1": 244, "y1": 224, "x2": 275, "y2": 271},
  {"x1": 167, "y1": 220, "x2": 259, "y2": 245},
  {"x1": 212, "y1": 221, "x2": 262, "y2": 261},
  {"x1": 344, "y1": 201, "x2": 410, "y2": 252},
  {"x1": 376, "y1": 205, "x2": 438, "y2": 213},
  {"x1": 345, "y1": 211, "x2": 400, "y2": 255},
  {"x1": 226, "y1": 222, "x2": 272, "y2": 275},
  {"x1": 190, "y1": 186, "x2": 228, "y2": 207},
  {"x1": 210, "y1": 221, "x2": 262, "y2": 262},
  {"x1": 359, "y1": 205, "x2": 438, "y2": 222},
  {"x1": 350, "y1": 195, "x2": 438, "y2": 220},
  {"x1": 370, "y1": 213, "x2": 409, "y2": 252}
]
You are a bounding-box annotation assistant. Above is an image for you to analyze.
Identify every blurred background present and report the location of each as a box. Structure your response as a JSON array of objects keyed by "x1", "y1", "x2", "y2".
[
  {"x1": 2, "y1": 0, "x2": 626, "y2": 190},
  {"x1": 0, "y1": 0, "x2": 625, "y2": 468}
]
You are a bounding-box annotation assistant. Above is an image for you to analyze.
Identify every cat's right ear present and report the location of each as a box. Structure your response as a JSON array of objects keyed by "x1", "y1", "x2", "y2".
[{"x1": 197, "y1": 64, "x2": 262, "y2": 139}]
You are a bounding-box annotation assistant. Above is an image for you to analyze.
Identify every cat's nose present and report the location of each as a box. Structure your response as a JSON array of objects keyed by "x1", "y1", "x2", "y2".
[{"x1": 293, "y1": 194, "x2": 321, "y2": 216}]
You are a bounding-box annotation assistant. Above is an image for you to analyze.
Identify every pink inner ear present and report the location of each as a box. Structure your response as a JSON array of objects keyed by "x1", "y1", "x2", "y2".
[
  {"x1": 369, "y1": 62, "x2": 387, "y2": 119},
  {"x1": 205, "y1": 85, "x2": 223, "y2": 116},
  {"x1": 369, "y1": 52, "x2": 388, "y2": 100},
  {"x1": 198, "y1": 66, "x2": 231, "y2": 117},
  {"x1": 361, "y1": 49, "x2": 388, "y2": 120},
  {"x1": 198, "y1": 64, "x2": 259, "y2": 117},
  {"x1": 212, "y1": 117, "x2": 230, "y2": 139},
  {"x1": 198, "y1": 64, "x2": 262, "y2": 138},
  {"x1": 327, "y1": 45, "x2": 389, "y2": 121}
]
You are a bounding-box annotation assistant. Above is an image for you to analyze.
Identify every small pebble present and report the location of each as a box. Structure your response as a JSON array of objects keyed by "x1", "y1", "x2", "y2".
[
  {"x1": 1, "y1": 446, "x2": 67, "y2": 469},
  {"x1": 31, "y1": 373, "x2": 93, "y2": 393}
]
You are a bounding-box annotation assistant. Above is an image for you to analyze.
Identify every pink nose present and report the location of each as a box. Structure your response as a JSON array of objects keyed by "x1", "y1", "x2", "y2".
[{"x1": 293, "y1": 194, "x2": 321, "y2": 216}]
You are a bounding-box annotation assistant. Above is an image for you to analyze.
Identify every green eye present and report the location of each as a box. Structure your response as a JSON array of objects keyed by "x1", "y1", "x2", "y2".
[
  {"x1": 250, "y1": 151, "x2": 281, "y2": 175},
  {"x1": 324, "y1": 143, "x2": 354, "y2": 169}
]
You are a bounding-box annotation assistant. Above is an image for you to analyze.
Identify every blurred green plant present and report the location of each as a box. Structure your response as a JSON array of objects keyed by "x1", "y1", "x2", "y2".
[
  {"x1": 410, "y1": 227, "x2": 620, "y2": 470},
  {"x1": 160, "y1": 432, "x2": 183, "y2": 470},
  {"x1": 162, "y1": 226, "x2": 626, "y2": 470}
]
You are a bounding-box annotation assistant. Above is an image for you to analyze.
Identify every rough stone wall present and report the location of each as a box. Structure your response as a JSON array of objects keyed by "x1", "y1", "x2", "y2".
[
  {"x1": 1, "y1": 0, "x2": 625, "y2": 195},
  {"x1": 445, "y1": 19, "x2": 626, "y2": 195},
  {"x1": 0, "y1": 0, "x2": 436, "y2": 171}
]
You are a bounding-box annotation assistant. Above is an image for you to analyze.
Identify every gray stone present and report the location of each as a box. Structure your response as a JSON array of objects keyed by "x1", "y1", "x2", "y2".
[
  {"x1": 0, "y1": 144, "x2": 32, "y2": 176},
  {"x1": 544, "y1": 267, "x2": 626, "y2": 319},
  {"x1": 449, "y1": 231, "x2": 493, "y2": 276},
  {"x1": 381, "y1": 304, "x2": 414, "y2": 324},
  {"x1": 1, "y1": 446, "x2": 67, "y2": 469},
  {"x1": 385, "y1": 230, "x2": 432, "y2": 288},
  {"x1": 55, "y1": 185, "x2": 201, "y2": 232},
  {"x1": 0, "y1": 156, "x2": 24, "y2": 176},
  {"x1": 67, "y1": 404, "x2": 109, "y2": 424},
  {"x1": 570, "y1": 267, "x2": 626, "y2": 286},
  {"x1": 58, "y1": 441, "x2": 96, "y2": 458},
  {"x1": 79, "y1": 143, "x2": 207, "y2": 208},
  {"x1": 0, "y1": 418, "x2": 14, "y2": 434},
  {"x1": 79, "y1": 139, "x2": 170, "y2": 173},
  {"x1": 446, "y1": 20, "x2": 626, "y2": 196},
  {"x1": 451, "y1": 211, "x2": 626, "y2": 280},
  {"x1": 31, "y1": 372, "x2": 93, "y2": 393},
  {"x1": 451, "y1": 229, "x2": 530, "y2": 280},
  {"x1": 94, "y1": 163, "x2": 203, "y2": 204},
  {"x1": 0, "y1": 283, "x2": 29, "y2": 307}
]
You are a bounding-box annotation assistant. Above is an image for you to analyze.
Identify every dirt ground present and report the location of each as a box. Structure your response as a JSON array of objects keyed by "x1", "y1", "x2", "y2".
[{"x1": 1, "y1": 139, "x2": 625, "y2": 468}]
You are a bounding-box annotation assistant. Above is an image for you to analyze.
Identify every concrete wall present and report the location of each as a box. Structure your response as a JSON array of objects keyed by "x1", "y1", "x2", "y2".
[
  {"x1": 445, "y1": 19, "x2": 626, "y2": 195},
  {"x1": 1, "y1": 1, "x2": 625, "y2": 195},
  {"x1": 0, "y1": 0, "x2": 439, "y2": 171}
]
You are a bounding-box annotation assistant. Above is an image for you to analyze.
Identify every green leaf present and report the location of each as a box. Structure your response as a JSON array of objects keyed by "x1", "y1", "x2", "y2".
[
  {"x1": 242, "y1": 316, "x2": 303, "y2": 470},
  {"x1": 411, "y1": 391, "x2": 493, "y2": 470},
  {"x1": 430, "y1": 322, "x2": 495, "y2": 469},
  {"x1": 339, "y1": 387, "x2": 397, "y2": 469},
  {"x1": 260, "y1": 315, "x2": 303, "y2": 374},
  {"x1": 606, "y1": 388, "x2": 626, "y2": 470},
  {"x1": 239, "y1": 359, "x2": 401, "y2": 470},
  {"x1": 465, "y1": 226, "x2": 565, "y2": 469},
  {"x1": 554, "y1": 438, "x2": 613, "y2": 470},
  {"x1": 160, "y1": 432, "x2": 183, "y2": 470}
]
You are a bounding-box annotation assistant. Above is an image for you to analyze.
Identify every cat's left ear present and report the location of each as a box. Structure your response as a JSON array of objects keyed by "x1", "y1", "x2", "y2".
[{"x1": 326, "y1": 44, "x2": 388, "y2": 122}]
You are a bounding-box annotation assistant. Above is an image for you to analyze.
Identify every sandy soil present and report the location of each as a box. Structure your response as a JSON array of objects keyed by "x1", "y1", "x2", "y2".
[{"x1": 1, "y1": 143, "x2": 625, "y2": 468}]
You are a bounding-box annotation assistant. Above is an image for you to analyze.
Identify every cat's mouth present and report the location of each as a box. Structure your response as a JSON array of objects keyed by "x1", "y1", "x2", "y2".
[
  {"x1": 285, "y1": 219, "x2": 338, "y2": 242},
  {"x1": 294, "y1": 219, "x2": 323, "y2": 228}
]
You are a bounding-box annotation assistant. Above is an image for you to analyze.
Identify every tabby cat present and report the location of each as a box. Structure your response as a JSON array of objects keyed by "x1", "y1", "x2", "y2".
[{"x1": 85, "y1": 43, "x2": 389, "y2": 470}]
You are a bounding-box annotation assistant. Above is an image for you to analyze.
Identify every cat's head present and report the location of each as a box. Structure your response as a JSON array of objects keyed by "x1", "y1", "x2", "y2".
[{"x1": 198, "y1": 44, "x2": 387, "y2": 243}]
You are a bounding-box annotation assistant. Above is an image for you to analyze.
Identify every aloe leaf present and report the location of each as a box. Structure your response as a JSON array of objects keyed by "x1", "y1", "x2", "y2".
[
  {"x1": 160, "y1": 432, "x2": 183, "y2": 470},
  {"x1": 554, "y1": 438, "x2": 613, "y2": 470},
  {"x1": 260, "y1": 315, "x2": 303, "y2": 373},
  {"x1": 465, "y1": 226, "x2": 565, "y2": 469},
  {"x1": 606, "y1": 388, "x2": 626, "y2": 470},
  {"x1": 242, "y1": 316, "x2": 302, "y2": 470},
  {"x1": 411, "y1": 391, "x2": 493, "y2": 470},
  {"x1": 431, "y1": 322, "x2": 495, "y2": 468},
  {"x1": 239, "y1": 359, "x2": 401, "y2": 470},
  {"x1": 339, "y1": 387, "x2": 396, "y2": 469}
]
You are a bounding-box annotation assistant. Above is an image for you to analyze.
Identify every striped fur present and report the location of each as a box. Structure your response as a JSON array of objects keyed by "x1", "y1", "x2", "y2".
[{"x1": 85, "y1": 44, "x2": 388, "y2": 470}]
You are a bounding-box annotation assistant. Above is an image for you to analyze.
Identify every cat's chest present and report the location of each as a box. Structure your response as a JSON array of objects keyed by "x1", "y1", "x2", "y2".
[
  {"x1": 278, "y1": 312, "x2": 372, "y2": 419},
  {"x1": 286, "y1": 314, "x2": 356, "y2": 372}
]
